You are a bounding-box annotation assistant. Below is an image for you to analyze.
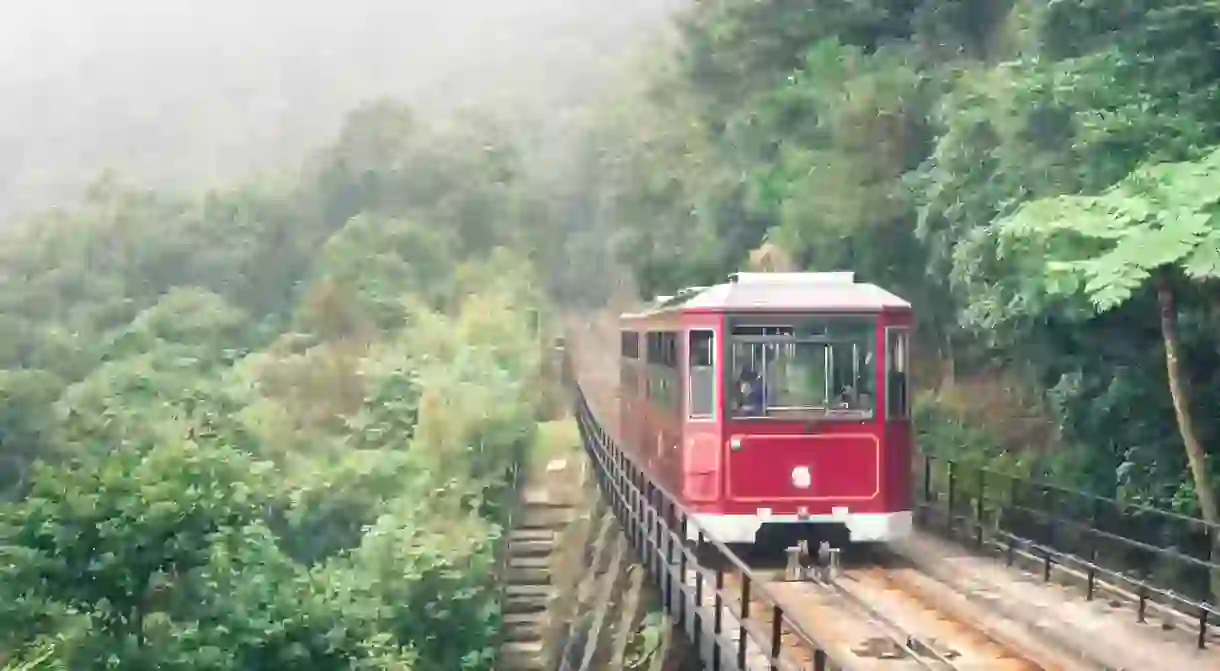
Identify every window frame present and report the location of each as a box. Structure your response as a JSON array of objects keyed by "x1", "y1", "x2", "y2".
[
  {"x1": 643, "y1": 330, "x2": 680, "y2": 410},
  {"x1": 884, "y1": 326, "x2": 911, "y2": 421},
  {"x1": 724, "y1": 315, "x2": 879, "y2": 421},
  {"x1": 621, "y1": 331, "x2": 639, "y2": 359},
  {"x1": 686, "y1": 328, "x2": 717, "y2": 421}
]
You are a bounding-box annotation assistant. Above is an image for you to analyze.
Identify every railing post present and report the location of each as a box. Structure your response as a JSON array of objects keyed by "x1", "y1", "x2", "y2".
[
  {"x1": 976, "y1": 468, "x2": 986, "y2": 547},
  {"x1": 623, "y1": 471, "x2": 630, "y2": 529},
  {"x1": 738, "y1": 575, "x2": 752, "y2": 668},
  {"x1": 1009, "y1": 475, "x2": 1019, "y2": 534},
  {"x1": 1044, "y1": 485, "x2": 1057, "y2": 548},
  {"x1": 946, "y1": 460, "x2": 957, "y2": 534},
  {"x1": 694, "y1": 535, "x2": 704, "y2": 655},
  {"x1": 633, "y1": 485, "x2": 642, "y2": 555},
  {"x1": 652, "y1": 492, "x2": 662, "y2": 581},
  {"x1": 679, "y1": 515, "x2": 688, "y2": 626},
  {"x1": 1198, "y1": 609, "x2": 1209, "y2": 650},
  {"x1": 1207, "y1": 526, "x2": 1217, "y2": 607},
  {"x1": 923, "y1": 453, "x2": 932, "y2": 504},
  {"x1": 646, "y1": 494, "x2": 656, "y2": 579},
  {"x1": 617, "y1": 462, "x2": 626, "y2": 529},
  {"x1": 714, "y1": 567, "x2": 724, "y2": 671},
  {"x1": 640, "y1": 482, "x2": 647, "y2": 559},
  {"x1": 664, "y1": 504, "x2": 674, "y2": 615},
  {"x1": 770, "y1": 605, "x2": 783, "y2": 670},
  {"x1": 1138, "y1": 583, "x2": 1149, "y2": 623},
  {"x1": 1088, "y1": 497, "x2": 1102, "y2": 573}
]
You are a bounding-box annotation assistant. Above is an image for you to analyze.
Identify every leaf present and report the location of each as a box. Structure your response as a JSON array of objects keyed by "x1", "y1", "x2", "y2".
[
  {"x1": 1083, "y1": 260, "x2": 1149, "y2": 312},
  {"x1": 1181, "y1": 231, "x2": 1220, "y2": 280},
  {"x1": 1043, "y1": 261, "x2": 1085, "y2": 296},
  {"x1": 1104, "y1": 220, "x2": 1199, "y2": 271},
  {"x1": 1002, "y1": 144, "x2": 1220, "y2": 313}
]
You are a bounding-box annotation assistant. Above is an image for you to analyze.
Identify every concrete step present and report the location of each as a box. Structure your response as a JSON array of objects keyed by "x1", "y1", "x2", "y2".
[
  {"x1": 500, "y1": 643, "x2": 545, "y2": 670},
  {"x1": 503, "y1": 596, "x2": 550, "y2": 616},
  {"x1": 522, "y1": 487, "x2": 565, "y2": 505},
  {"x1": 499, "y1": 640, "x2": 545, "y2": 670},
  {"x1": 509, "y1": 528, "x2": 558, "y2": 542},
  {"x1": 518, "y1": 504, "x2": 576, "y2": 529},
  {"x1": 508, "y1": 538, "x2": 556, "y2": 558},
  {"x1": 506, "y1": 584, "x2": 555, "y2": 599},
  {"x1": 503, "y1": 584, "x2": 554, "y2": 615},
  {"x1": 508, "y1": 555, "x2": 551, "y2": 570},
  {"x1": 503, "y1": 612, "x2": 546, "y2": 643},
  {"x1": 506, "y1": 564, "x2": 550, "y2": 586}
]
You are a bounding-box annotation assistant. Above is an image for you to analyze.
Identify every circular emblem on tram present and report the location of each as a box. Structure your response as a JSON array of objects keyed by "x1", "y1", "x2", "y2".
[{"x1": 791, "y1": 466, "x2": 812, "y2": 489}]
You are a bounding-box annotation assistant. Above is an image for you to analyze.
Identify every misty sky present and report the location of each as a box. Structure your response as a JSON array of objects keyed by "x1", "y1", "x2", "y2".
[{"x1": 0, "y1": 0, "x2": 683, "y2": 218}]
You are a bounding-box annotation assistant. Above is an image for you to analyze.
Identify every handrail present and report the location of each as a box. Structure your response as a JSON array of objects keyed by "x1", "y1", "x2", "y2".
[
  {"x1": 491, "y1": 457, "x2": 523, "y2": 665},
  {"x1": 918, "y1": 454, "x2": 1220, "y2": 649}
]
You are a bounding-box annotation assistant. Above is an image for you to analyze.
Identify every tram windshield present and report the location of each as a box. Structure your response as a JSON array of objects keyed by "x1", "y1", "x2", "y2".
[{"x1": 726, "y1": 316, "x2": 876, "y2": 419}]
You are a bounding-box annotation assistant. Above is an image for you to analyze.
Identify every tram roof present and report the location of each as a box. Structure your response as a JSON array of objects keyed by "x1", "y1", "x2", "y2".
[{"x1": 621, "y1": 272, "x2": 911, "y2": 318}]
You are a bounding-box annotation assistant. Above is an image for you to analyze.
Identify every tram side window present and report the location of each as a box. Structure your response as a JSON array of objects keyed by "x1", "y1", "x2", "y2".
[
  {"x1": 886, "y1": 329, "x2": 910, "y2": 420},
  {"x1": 645, "y1": 332, "x2": 661, "y2": 364},
  {"x1": 621, "y1": 332, "x2": 639, "y2": 359},
  {"x1": 663, "y1": 331, "x2": 678, "y2": 409},
  {"x1": 688, "y1": 330, "x2": 715, "y2": 418},
  {"x1": 645, "y1": 331, "x2": 680, "y2": 409}
]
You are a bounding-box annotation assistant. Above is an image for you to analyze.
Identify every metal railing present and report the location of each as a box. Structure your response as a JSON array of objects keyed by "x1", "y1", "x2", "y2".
[
  {"x1": 491, "y1": 458, "x2": 524, "y2": 667},
  {"x1": 917, "y1": 453, "x2": 1220, "y2": 649},
  {"x1": 572, "y1": 384, "x2": 841, "y2": 670}
]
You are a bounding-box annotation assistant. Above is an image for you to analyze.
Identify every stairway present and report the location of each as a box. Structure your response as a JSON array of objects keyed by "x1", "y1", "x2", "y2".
[{"x1": 499, "y1": 487, "x2": 576, "y2": 670}]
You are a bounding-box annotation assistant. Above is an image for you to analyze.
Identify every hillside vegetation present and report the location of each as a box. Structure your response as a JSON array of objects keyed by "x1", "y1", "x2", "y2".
[
  {"x1": 571, "y1": 0, "x2": 1220, "y2": 522},
  {"x1": 0, "y1": 101, "x2": 564, "y2": 669},
  {"x1": 4, "y1": 1, "x2": 1220, "y2": 666}
]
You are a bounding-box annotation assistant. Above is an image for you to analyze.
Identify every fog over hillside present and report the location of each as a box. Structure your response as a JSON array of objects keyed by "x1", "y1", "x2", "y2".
[{"x1": 0, "y1": 0, "x2": 682, "y2": 219}]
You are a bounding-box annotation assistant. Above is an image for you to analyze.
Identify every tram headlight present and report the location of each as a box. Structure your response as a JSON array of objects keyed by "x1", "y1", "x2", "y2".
[{"x1": 791, "y1": 466, "x2": 812, "y2": 489}]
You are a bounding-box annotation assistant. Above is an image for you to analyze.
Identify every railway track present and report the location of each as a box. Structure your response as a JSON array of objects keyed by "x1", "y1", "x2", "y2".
[
  {"x1": 693, "y1": 543, "x2": 1049, "y2": 671},
  {"x1": 562, "y1": 320, "x2": 1077, "y2": 670}
]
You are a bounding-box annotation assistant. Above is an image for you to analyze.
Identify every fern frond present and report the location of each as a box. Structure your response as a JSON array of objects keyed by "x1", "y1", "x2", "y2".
[
  {"x1": 1043, "y1": 260, "x2": 1086, "y2": 296},
  {"x1": 1081, "y1": 257, "x2": 1150, "y2": 312},
  {"x1": 1110, "y1": 219, "x2": 1205, "y2": 270},
  {"x1": 1000, "y1": 146, "x2": 1220, "y2": 311},
  {"x1": 1129, "y1": 148, "x2": 1220, "y2": 212},
  {"x1": 1182, "y1": 230, "x2": 1220, "y2": 280},
  {"x1": 1000, "y1": 194, "x2": 1133, "y2": 242}
]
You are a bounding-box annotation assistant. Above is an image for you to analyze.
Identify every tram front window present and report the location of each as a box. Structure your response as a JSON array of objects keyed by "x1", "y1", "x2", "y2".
[{"x1": 727, "y1": 317, "x2": 876, "y2": 419}]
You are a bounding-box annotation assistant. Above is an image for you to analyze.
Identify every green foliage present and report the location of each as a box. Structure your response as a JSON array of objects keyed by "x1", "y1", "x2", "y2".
[
  {"x1": 0, "y1": 96, "x2": 556, "y2": 668},
  {"x1": 1, "y1": 440, "x2": 273, "y2": 647},
  {"x1": 304, "y1": 214, "x2": 458, "y2": 332},
  {"x1": 103, "y1": 288, "x2": 250, "y2": 364},
  {"x1": 1, "y1": 635, "x2": 71, "y2": 671},
  {"x1": 999, "y1": 147, "x2": 1220, "y2": 311},
  {"x1": 310, "y1": 101, "x2": 522, "y2": 257},
  {"x1": 0, "y1": 370, "x2": 66, "y2": 493},
  {"x1": 583, "y1": 0, "x2": 1220, "y2": 508}
]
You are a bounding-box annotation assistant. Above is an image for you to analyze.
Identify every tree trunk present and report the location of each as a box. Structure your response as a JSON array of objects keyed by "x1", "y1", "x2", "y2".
[
  {"x1": 943, "y1": 331, "x2": 957, "y2": 389},
  {"x1": 1212, "y1": 293, "x2": 1220, "y2": 358},
  {"x1": 1156, "y1": 275, "x2": 1219, "y2": 526},
  {"x1": 1157, "y1": 276, "x2": 1220, "y2": 603}
]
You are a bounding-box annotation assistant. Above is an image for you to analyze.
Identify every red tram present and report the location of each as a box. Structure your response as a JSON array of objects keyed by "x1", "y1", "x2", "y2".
[{"x1": 618, "y1": 272, "x2": 913, "y2": 547}]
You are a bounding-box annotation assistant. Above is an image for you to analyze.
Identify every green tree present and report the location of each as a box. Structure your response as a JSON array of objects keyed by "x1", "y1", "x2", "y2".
[{"x1": 999, "y1": 148, "x2": 1220, "y2": 521}]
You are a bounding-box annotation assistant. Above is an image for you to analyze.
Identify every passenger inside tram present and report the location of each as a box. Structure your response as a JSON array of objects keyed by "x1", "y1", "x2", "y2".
[{"x1": 736, "y1": 368, "x2": 764, "y2": 415}]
